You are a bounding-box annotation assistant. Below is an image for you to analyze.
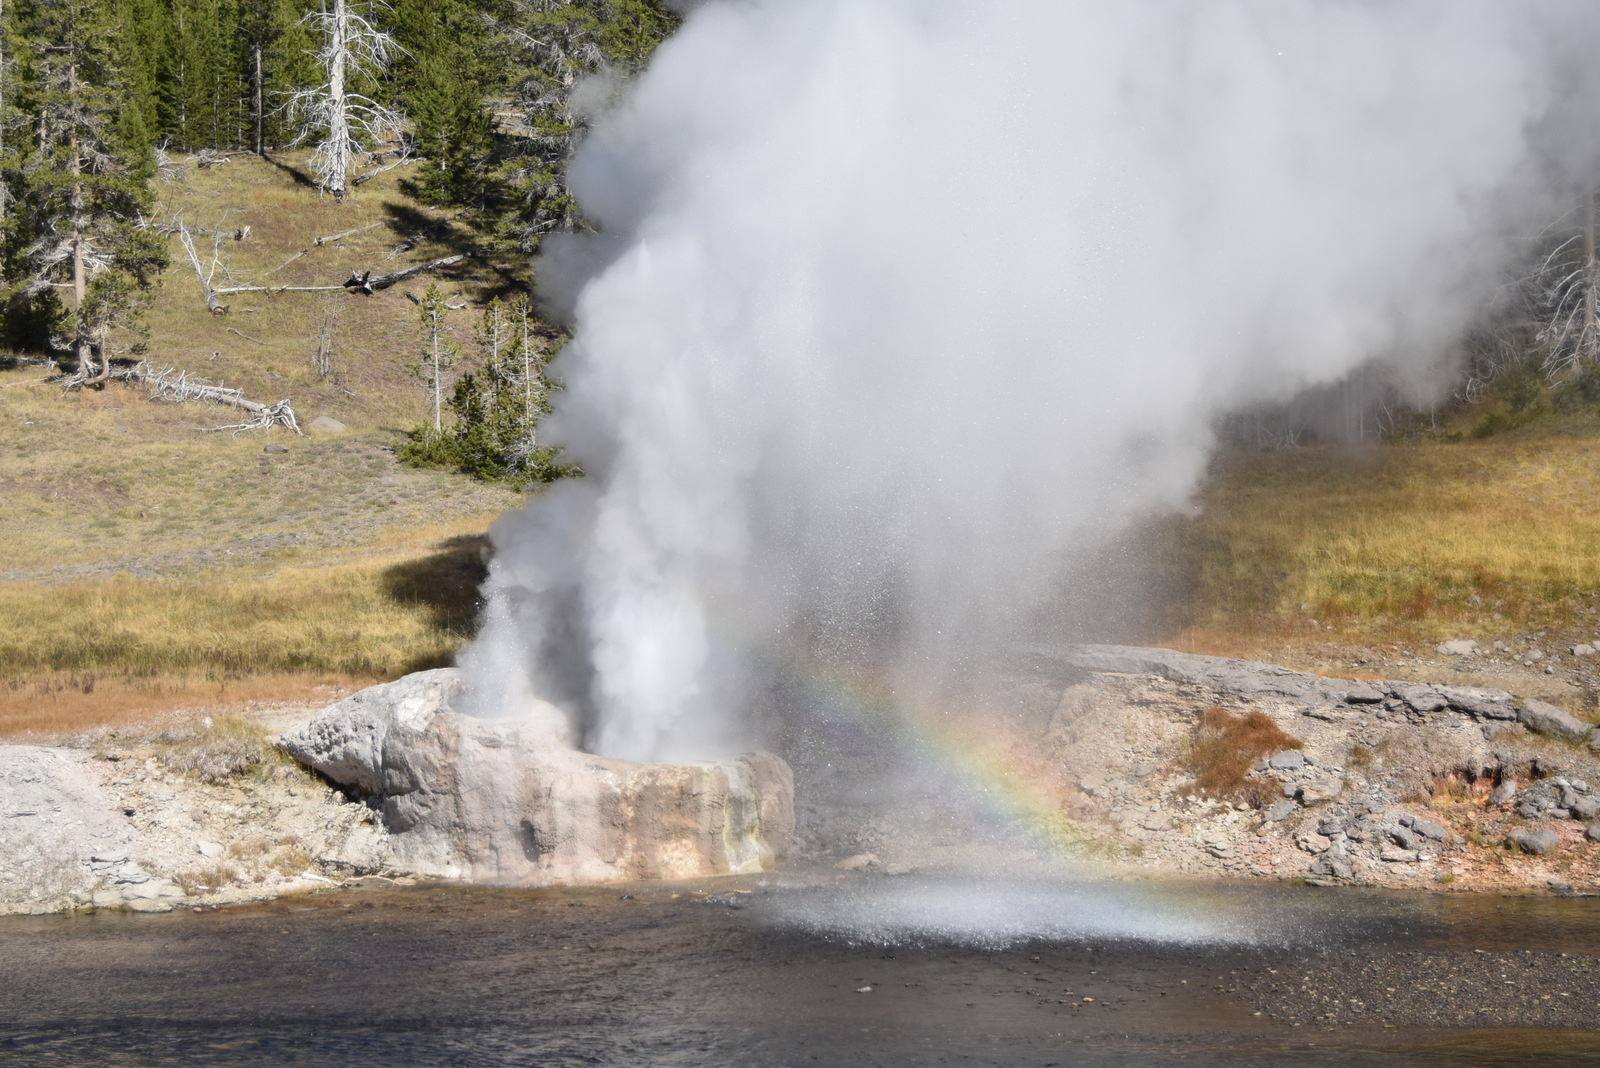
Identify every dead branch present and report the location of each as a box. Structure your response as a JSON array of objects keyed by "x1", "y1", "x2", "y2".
[
  {"x1": 263, "y1": 249, "x2": 309, "y2": 277},
  {"x1": 314, "y1": 220, "x2": 383, "y2": 246},
  {"x1": 112, "y1": 362, "x2": 302, "y2": 435},
  {"x1": 351, "y1": 154, "x2": 424, "y2": 187},
  {"x1": 177, "y1": 224, "x2": 229, "y2": 314},
  {"x1": 226, "y1": 327, "x2": 268, "y2": 346},
  {"x1": 403, "y1": 289, "x2": 467, "y2": 309}
]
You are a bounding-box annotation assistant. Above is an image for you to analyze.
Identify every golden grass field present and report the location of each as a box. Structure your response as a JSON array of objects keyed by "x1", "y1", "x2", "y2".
[
  {"x1": 1161, "y1": 418, "x2": 1600, "y2": 652},
  {"x1": 0, "y1": 152, "x2": 525, "y2": 737},
  {"x1": 7, "y1": 153, "x2": 1600, "y2": 739}
]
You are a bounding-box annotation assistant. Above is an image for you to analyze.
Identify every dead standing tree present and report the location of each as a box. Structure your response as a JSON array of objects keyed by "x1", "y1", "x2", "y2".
[
  {"x1": 1521, "y1": 190, "x2": 1600, "y2": 378},
  {"x1": 284, "y1": 0, "x2": 406, "y2": 200}
]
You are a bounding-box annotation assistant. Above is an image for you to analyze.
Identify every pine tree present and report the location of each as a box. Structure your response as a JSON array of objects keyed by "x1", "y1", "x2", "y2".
[
  {"x1": 391, "y1": 0, "x2": 493, "y2": 206},
  {"x1": 12, "y1": 0, "x2": 167, "y2": 382},
  {"x1": 489, "y1": 0, "x2": 677, "y2": 250}
]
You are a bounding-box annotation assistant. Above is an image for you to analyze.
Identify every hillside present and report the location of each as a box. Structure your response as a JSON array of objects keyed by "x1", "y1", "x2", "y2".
[
  {"x1": 0, "y1": 152, "x2": 528, "y2": 735},
  {"x1": 9, "y1": 151, "x2": 1600, "y2": 738}
]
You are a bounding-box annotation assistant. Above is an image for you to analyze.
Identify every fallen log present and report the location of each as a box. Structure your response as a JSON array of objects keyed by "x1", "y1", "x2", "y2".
[
  {"x1": 343, "y1": 253, "x2": 474, "y2": 295},
  {"x1": 111, "y1": 362, "x2": 302, "y2": 435}
]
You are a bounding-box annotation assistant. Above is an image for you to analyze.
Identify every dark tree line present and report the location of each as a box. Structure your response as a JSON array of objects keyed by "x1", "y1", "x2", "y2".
[{"x1": 0, "y1": 0, "x2": 677, "y2": 374}]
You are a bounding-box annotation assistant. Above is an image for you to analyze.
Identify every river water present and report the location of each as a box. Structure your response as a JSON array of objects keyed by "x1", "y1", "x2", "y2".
[{"x1": 5, "y1": 874, "x2": 1600, "y2": 1066}]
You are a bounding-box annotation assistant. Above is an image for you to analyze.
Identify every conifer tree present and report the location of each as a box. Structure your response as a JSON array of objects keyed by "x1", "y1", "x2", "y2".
[
  {"x1": 391, "y1": 0, "x2": 492, "y2": 205},
  {"x1": 12, "y1": 0, "x2": 166, "y2": 383}
]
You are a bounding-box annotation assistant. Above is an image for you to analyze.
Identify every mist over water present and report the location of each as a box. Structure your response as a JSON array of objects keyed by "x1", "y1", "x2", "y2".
[{"x1": 461, "y1": 1, "x2": 1600, "y2": 762}]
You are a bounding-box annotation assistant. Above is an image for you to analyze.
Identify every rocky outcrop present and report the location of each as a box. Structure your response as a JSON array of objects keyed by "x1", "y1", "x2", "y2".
[
  {"x1": 0, "y1": 747, "x2": 135, "y2": 912},
  {"x1": 281, "y1": 670, "x2": 795, "y2": 885}
]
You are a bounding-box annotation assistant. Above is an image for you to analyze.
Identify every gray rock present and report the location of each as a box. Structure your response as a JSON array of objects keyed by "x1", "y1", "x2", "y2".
[
  {"x1": 1490, "y1": 781, "x2": 1518, "y2": 804},
  {"x1": 318, "y1": 825, "x2": 390, "y2": 874},
  {"x1": 282, "y1": 669, "x2": 796, "y2": 885},
  {"x1": 1344, "y1": 682, "x2": 1386, "y2": 704},
  {"x1": 1387, "y1": 826, "x2": 1418, "y2": 850},
  {"x1": 1267, "y1": 750, "x2": 1306, "y2": 771},
  {"x1": 1506, "y1": 828, "x2": 1561, "y2": 855},
  {"x1": 1393, "y1": 684, "x2": 1448, "y2": 714},
  {"x1": 1590, "y1": 728, "x2": 1600, "y2": 753},
  {"x1": 1298, "y1": 773, "x2": 1343, "y2": 804},
  {"x1": 1518, "y1": 800, "x2": 1545, "y2": 820},
  {"x1": 1572, "y1": 797, "x2": 1600, "y2": 821},
  {"x1": 307, "y1": 415, "x2": 347, "y2": 434},
  {"x1": 1379, "y1": 847, "x2": 1420, "y2": 863},
  {"x1": 195, "y1": 841, "x2": 223, "y2": 859},
  {"x1": 0, "y1": 748, "x2": 126, "y2": 911},
  {"x1": 111, "y1": 863, "x2": 148, "y2": 885},
  {"x1": 1437, "y1": 639, "x2": 1479, "y2": 657},
  {"x1": 1411, "y1": 819, "x2": 1447, "y2": 842},
  {"x1": 1518, "y1": 699, "x2": 1591, "y2": 742},
  {"x1": 1267, "y1": 799, "x2": 1297, "y2": 822},
  {"x1": 1572, "y1": 645, "x2": 1596, "y2": 657},
  {"x1": 1027, "y1": 645, "x2": 1351, "y2": 703},
  {"x1": 1308, "y1": 855, "x2": 1352, "y2": 879},
  {"x1": 1587, "y1": 822, "x2": 1600, "y2": 844},
  {"x1": 263, "y1": 443, "x2": 288, "y2": 454},
  {"x1": 1440, "y1": 686, "x2": 1518, "y2": 720},
  {"x1": 124, "y1": 899, "x2": 173, "y2": 913}
]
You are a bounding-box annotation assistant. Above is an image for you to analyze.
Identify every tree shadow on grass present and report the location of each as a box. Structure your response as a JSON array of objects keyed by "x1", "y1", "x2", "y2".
[
  {"x1": 382, "y1": 534, "x2": 490, "y2": 672},
  {"x1": 262, "y1": 153, "x2": 319, "y2": 190}
]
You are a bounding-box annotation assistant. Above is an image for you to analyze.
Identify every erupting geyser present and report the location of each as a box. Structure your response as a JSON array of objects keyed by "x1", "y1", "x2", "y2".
[{"x1": 462, "y1": 1, "x2": 1600, "y2": 769}]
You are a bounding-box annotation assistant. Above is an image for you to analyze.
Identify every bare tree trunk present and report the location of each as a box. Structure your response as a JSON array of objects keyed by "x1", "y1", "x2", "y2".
[
  {"x1": 68, "y1": 60, "x2": 97, "y2": 383},
  {"x1": 327, "y1": 0, "x2": 348, "y2": 199},
  {"x1": 0, "y1": 0, "x2": 8, "y2": 227},
  {"x1": 1584, "y1": 189, "x2": 1596, "y2": 369},
  {"x1": 432, "y1": 323, "x2": 442, "y2": 432},
  {"x1": 253, "y1": 42, "x2": 264, "y2": 156}
]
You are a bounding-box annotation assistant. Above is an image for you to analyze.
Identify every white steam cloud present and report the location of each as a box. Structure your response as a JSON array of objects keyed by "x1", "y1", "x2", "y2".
[{"x1": 461, "y1": 1, "x2": 1600, "y2": 761}]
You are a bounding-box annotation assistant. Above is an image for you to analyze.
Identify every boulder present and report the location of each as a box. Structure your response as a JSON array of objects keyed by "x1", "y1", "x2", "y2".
[
  {"x1": 1505, "y1": 827, "x2": 1561, "y2": 856},
  {"x1": 1439, "y1": 686, "x2": 1517, "y2": 720},
  {"x1": 281, "y1": 669, "x2": 795, "y2": 885},
  {"x1": 1344, "y1": 682, "x2": 1386, "y2": 704},
  {"x1": 0, "y1": 747, "x2": 130, "y2": 912},
  {"x1": 1266, "y1": 799, "x2": 1297, "y2": 822},
  {"x1": 1437, "y1": 639, "x2": 1479, "y2": 657},
  {"x1": 1267, "y1": 750, "x2": 1305, "y2": 771},
  {"x1": 307, "y1": 415, "x2": 348, "y2": 434},
  {"x1": 1393, "y1": 684, "x2": 1448, "y2": 714},
  {"x1": 1518, "y1": 699, "x2": 1591, "y2": 743}
]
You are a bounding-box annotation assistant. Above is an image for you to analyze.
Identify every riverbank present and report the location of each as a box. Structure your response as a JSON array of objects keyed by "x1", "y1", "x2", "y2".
[{"x1": 3, "y1": 644, "x2": 1599, "y2": 916}]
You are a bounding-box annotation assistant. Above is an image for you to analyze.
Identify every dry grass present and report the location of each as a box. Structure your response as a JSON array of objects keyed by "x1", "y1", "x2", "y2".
[
  {"x1": 149, "y1": 715, "x2": 292, "y2": 782},
  {"x1": 1155, "y1": 423, "x2": 1600, "y2": 646},
  {"x1": 1184, "y1": 706, "x2": 1302, "y2": 807},
  {"x1": 0, "y1": 530, "x2": 493, "y2": 737},
  {"x1": 0, "y1": 152, "x2": 539, "y2": 739}
]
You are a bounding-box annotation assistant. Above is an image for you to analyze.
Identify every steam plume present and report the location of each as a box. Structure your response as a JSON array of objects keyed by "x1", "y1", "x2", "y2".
[{"x1": 461, "y1": 1, "x2": 1600, "y2": 761}]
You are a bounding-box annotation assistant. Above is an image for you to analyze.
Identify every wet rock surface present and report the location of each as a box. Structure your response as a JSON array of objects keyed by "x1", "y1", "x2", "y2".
[{"x1": 281, "y1": 669, "x2": 795, "y2": 885}]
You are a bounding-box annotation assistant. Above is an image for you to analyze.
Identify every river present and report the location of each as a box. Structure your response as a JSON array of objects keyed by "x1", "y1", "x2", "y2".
[{"x1": 5, "y1": 874, "x2": 1600, "y2": 1066}]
